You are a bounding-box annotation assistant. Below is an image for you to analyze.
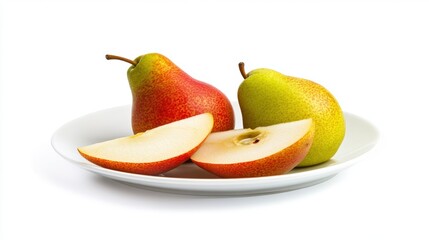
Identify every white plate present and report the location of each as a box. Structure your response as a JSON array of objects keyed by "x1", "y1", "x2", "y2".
[{"x1": 51, "y1": 103, "x2": 379, "y2": 196}]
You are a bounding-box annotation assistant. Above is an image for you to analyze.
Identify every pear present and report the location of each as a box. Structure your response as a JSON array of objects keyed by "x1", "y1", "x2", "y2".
[
  {"x1": 106, "y1": 53, "x2": 235, "y2": 134},
  {"x1": 237, "y1": 63, "x2": 345, "y2": 167}
]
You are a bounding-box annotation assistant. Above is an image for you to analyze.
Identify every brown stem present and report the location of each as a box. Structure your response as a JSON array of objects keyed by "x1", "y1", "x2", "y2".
[
  {"x1": 238, "y1": 62, "x2": 247, "y2": 79},
  {"x1": 105, "y1": 54, "x2": 137, "y2": 66}
]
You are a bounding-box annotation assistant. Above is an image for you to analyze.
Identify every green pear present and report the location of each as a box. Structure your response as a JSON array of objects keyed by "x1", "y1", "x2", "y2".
[
  {"x1": 237, "y1": 62, "x2": 345, "y2": 167},
  {"x1": 106, "y1": 53, "x2": 235, "y2": 134}
]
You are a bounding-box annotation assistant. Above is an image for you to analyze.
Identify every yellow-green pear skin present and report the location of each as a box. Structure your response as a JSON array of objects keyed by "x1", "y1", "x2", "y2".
[{"x1": 237, "y1": 67, "x2": 345, "y2": 167}]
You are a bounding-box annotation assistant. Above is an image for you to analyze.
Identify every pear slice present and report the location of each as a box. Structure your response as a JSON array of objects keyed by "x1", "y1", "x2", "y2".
[
  {"x1": 78, "y1": 113, "x2": 214, "y2": 175},
  {"x1": 191, "y1": 119, "x2": 315, "y2": 178}
]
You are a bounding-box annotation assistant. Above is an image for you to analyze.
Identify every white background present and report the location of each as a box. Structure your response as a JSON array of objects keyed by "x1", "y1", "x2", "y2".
[{"x1": 1, "y1": 0, "x2": 428, "y2": 239}]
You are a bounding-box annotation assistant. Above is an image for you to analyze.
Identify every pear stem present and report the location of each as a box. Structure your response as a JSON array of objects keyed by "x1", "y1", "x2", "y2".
[
  {"x1": 238, "y1": 62, "x2": 247, "y2": 79},
  {"x1": 105, "y1": 54, "x2": 137, "y2": 66}
]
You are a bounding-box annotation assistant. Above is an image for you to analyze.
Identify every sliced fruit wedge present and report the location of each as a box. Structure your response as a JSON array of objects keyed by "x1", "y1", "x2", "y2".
[
  {"x1": 78, "y1": 113, "x2": 214, "y2": 175},
  {"x1": 191, "y1": 119, "x2": 315, "y2": 178}
]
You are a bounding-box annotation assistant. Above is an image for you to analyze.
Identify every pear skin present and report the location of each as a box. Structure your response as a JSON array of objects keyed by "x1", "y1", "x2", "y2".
[
  {"x1": 106, "y1": 53, "x2": 235, "y2": 134},
  {"x1": 237, "y1": 64, "x2": 345, "y2": 167}
]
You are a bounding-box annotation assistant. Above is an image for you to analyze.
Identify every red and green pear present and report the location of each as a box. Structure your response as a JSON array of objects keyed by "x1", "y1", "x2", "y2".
[{"x1": 106, "y1": 53, "x2": 234, "y2": 134}]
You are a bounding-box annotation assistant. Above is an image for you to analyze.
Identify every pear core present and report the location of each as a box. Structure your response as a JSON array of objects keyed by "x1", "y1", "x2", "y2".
[{"x1": 234, "y1": 131, "x2": 263, "y2": 145}]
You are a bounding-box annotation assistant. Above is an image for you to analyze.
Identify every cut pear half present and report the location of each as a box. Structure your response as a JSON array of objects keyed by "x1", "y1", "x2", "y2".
[
  {"x1": 191, "y1": 119, "x2": 315, "y2": 178},
  {"x1": 78, "y1": 113, "x2": 214, "y2": 175}
]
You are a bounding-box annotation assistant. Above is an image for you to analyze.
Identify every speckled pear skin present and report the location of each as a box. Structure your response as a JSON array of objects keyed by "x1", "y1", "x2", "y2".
[
  {"x1": 128, "y1": 53, "x2": 234, "y2": 134},
  {"x1": 238, "y1": 68, "x2": 345, "y2": 167}
]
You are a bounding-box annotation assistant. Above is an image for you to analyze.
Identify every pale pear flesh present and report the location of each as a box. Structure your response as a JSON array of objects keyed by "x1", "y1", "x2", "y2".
[
  {"x1": 78, "y1": 113, "x2": 213, "y2": 169},
  {"x1": 192, "y1": 119, "x2": 313, "y2": 164},
  {"x1": 191, "y1": 119, "x2": 315, "y2": 178}
]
